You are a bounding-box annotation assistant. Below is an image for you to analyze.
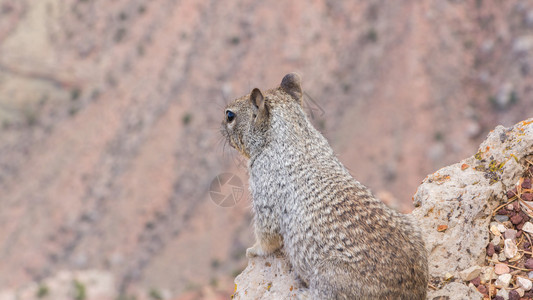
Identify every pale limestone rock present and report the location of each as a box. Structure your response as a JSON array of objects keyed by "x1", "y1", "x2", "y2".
[
  {"x1": 496, "y1": 287, "x2": 509, "y2": 299},
  {"x1": 427, "y1": 282, "x2": 483, "y2": 300},
  {"x1": 413, "y1": 118, "x2": 533, "y2": 297},
  {"x1": 490, "y1": 224, "x2": 501, "y2": 236},
  {"x1": 522, "y1": 221, "x2": 533, "y2": 234},
  {"x1": 444, "y1": 272, "x2": 454, "y2": 281},
  {"x1": 481, "y1": 266, "x2": 497, "y2": 282},
  {"x1": 494, "y1": 263, "x2": 510, "y2": 275},
  {"x1": 233, "y1": 253, "x2": 303, "y2": 300},
  {"x1": 496, "y1": 273, "x2": 512, "y2": 288},
  {"x1": 517, "y1": 276, "x2": 532, "y2": 291},
  {"x1": 504, "y1": 239, "x2": 518, "y2": 259},
  {"x1": 459, "y1": 265, "x2": 482, "y2": 281}
]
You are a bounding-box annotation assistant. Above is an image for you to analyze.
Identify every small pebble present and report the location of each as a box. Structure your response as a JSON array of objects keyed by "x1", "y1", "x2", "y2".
[
  {"x1": 513, "y1": 200, "x2": 521, "y2": 211},
  {"x1": 517, "y1": 222, "x2": 526, "y2": 230},
  {"x1": 507, "y1": 189, "x2": 517, "y2": 199},
  {"x1": 517, "y1": 276, "x2": 532, "y2": 291},
  {"x1": 491, "y1": 225, "x2": 502, "y2": 236},
  {"x1": 444, "y1": 272, "x2": 454, "y2": 280},
  {"x1": 524, "y1": 222, "x2": 533, "y2": 234},
  {"x1": 507, "y1": 203, "x2": 515, "y2": 210},
  {"x1": 487, "y1": 243, "x2": 495, "y2": 256},
  {"x1": 497, "y1": 224, "x2": 507, "y2": 233},
  {"x1": 517, "y1": 287, "x2": 525, "y2": 297},
  {"x1": 523, "y1": 193, "x2": 533, "y2": 201},
  {"x1": 459, "y1": 265, "x2": 482, "y2": 281},
  {"x1": 526, "y1": 258, "x2": 533, "y2": 269},
  {"x1": 492, "y1": 235, "x2": 502, "y2": 246},
  {"x1": 494, "y1": 244, "x2": 502, "y2": 253},
  {"x1": 527, "y1": 290, "x2": 533, "y2": 299},
  {"x1": 504, "y1": 229, "x2": 517, "y2": 239},
  {"x1": 496, "y1": 273, "x2": 512, "y2": 287},
  {"x1": 477, "y1": 284, "x2": 488, "y2": 296},
  {"x1": 495, "y1": 214, "x2": 509, "y2": 222},
  {"x1": 494, "y1": 263, "x2": 510, "y2": 275},
  {"x1": 470, "y1": 276, "x2": 481, "y2": 286},
  {"x1": 509, "y1": 289, "x2": 520, "y2": 300},
  {"x1": 511, "y1": 214, "x2": 523, "y2": 225},
  {"x1": 529, "y1": 271, "x2": 533, "y2": 279},
  {"x1": 497, "y1": 287, "x2": 509, "y2": 299},
  {"x1": 523, "y1": 178, "x2": 532, "y2": 189},
  {"x1": 498, "y1": 252, "x2": 506, "y2": 261},
  {"x1": 494, "y1": 295, "x2": 504, "y2": 300},
  {"x1": 504, "y1": 239, "x2": 518, "y2": 259},
  {"x1": 481, "y1": 266, "x2": 497, "y2": 282}
]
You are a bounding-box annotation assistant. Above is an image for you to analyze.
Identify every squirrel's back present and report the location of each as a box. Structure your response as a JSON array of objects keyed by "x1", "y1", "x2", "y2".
[{"x1": 222, "y1": 73, "x2": 428, "y2": 299}]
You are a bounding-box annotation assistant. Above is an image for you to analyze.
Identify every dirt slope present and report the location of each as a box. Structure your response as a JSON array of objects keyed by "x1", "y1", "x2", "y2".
[{"x1": 0, "y1": 0, "x2": 532, "y2": 298}]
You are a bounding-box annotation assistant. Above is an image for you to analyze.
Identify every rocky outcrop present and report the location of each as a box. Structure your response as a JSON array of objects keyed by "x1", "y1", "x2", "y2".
[{"x1": 233, "y1": 118, "x2": 533, "y2": 299}]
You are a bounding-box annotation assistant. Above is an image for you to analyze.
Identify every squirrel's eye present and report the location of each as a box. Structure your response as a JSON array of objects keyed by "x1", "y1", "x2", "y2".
[{"x1": 226, "y1": 110, "x2": 236, "y2": 123}]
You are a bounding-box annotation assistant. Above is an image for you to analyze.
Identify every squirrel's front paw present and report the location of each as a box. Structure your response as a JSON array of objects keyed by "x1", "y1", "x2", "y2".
[{"x1": 246, "y1": 243, "x2": 264, "y2": 258}]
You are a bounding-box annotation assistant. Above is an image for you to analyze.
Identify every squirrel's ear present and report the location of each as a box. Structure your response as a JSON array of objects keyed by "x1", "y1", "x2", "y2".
[
  {"x1": 280, "y1": 73, "x2": 303, "y2": 104},
  {"x1": 250, "y1": 88, "x2": 266, "y2": 111}
]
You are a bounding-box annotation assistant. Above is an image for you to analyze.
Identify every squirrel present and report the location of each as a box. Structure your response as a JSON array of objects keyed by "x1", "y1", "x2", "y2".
[{"x1": 221, "y1": 73, "x2": 428, "y2": 299}]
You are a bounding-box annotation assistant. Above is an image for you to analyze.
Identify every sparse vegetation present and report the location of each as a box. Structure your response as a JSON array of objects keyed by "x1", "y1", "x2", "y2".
[
  {"x1": 366, "y1": 28, "x2": 378, "y2": 43},
  {"x1": 36, "y1": 284, "x2": 49, "y2": 298},
  {"x1": 148, "y1": 288, "x2": 163, "y2": 300},
  {"x1": 71, "y1": 88, "x2": 81, "y2": 101},
  {"x1": 211, "y1": 258, "x2": 221, "y2": 269},
  {"x1": 509, "y1": 91, "x2": 519, "y2": 106},
  {"x1": 69, "y1": 106, "x2": 79, "y2": 116},
  {"x1": 434, "y1": 131, "x2": 444, "y2": 141},
  {"x1": 182, "y1": 113, "x2": 192, "y2": 125},
  {"x1": 488, "y1": 90, "x2": 519, "y2": 110},
  {"x1": 342, "y1": 83, "x2": 351, "y2": 93},
  {"x1": 229, "y1": 36, "x2": 240, "y2": 45},
  {"x1": 22, "y1": 106, "x2": 38, "y2": 127},
  {"x1": 210, "y1": 277, "x2": 218, "y2": 287},
  {"x1": 73, "y1": 280, "x2": 86, "y2": 300}
]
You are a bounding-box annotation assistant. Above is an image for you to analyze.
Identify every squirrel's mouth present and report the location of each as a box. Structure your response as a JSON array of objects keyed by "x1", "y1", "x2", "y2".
[{"x1": 220, "y1": 124, "x2": 250, "y2": 159}]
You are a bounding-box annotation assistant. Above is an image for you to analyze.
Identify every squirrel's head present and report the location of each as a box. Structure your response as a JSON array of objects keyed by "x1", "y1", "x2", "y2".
[{"x1": 221, "y1": 73, "x2": 303, "y2": 159}]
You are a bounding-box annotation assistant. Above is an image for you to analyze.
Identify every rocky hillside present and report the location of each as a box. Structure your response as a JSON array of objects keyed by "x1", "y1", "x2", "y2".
[{"x1": 0, "y1": 0, "x2": 532, "y2": 298}]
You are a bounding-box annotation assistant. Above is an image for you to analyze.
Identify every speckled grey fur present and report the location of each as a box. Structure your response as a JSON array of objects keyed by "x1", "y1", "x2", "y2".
[{"x1": 221, "y1": 73, "x2": 428, "y2": 299}]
